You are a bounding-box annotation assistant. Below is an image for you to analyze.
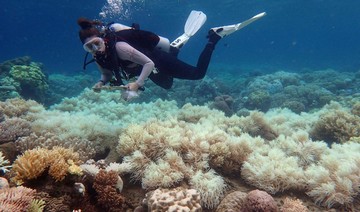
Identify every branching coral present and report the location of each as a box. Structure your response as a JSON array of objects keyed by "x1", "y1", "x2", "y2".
[
  {"x1": 93, "y1": 169, "x2": 126, "y2": 211},
  {"x1": 11, "y1": 147, "x2": 81, "y2": 185},
  {"x1": 0, "y1": 186, "x2": 36, "y2": 211}
]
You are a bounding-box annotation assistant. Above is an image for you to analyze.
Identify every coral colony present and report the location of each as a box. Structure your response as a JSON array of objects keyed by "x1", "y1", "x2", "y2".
[{"x1": 0, "y1": 57, "x2": 360, "y2": 211}]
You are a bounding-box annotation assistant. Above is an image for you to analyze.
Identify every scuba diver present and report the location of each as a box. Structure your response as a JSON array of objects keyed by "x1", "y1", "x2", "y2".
[{"x1": 78, "y1": 11, "x2": 266, "y2": 100}]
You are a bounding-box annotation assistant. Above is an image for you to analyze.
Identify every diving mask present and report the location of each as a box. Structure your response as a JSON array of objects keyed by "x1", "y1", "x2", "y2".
[{"x1": 83, "y1": 37, "x2": 105, "y2": 53}]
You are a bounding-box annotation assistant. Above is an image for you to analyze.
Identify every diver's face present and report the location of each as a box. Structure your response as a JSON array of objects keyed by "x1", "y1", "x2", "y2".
[{"x1": 83, "y1": 37, "x2": 105, "y2": 53}]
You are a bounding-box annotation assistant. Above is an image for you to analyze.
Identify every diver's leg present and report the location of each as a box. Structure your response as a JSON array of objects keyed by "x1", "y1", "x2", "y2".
[
  {"x1": 155, "y1": 36, "x2": 170, "y2": 53},
  {"x1": 156, "y1": 34, "x2": 221, "y2": 80}
]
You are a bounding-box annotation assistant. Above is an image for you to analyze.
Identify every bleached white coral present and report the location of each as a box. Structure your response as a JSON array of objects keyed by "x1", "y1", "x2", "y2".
[
  {"x1": 241, "y1": 147, "x2": 307, "y2": 194},
  {"x1": 105, "y1": 162, "x2": 132, "y2": 175},
  {"x1": 305, "y1": 142, "x2": 360, "y2": 208},
  {"x1": 0, "y1": 151, "x2": 11, "y2": 173},
  {"x1": 189, "y1": 169, "x2": 227, "y2": 209},
  {"x1": 80, "y1": 164, "x2": 100, "y2": 178}
]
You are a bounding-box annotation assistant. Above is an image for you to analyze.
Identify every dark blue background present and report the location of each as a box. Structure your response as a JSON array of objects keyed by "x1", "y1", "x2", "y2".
[{"x1": 1, "y1": 0, "x2": 360, "y2": 73}]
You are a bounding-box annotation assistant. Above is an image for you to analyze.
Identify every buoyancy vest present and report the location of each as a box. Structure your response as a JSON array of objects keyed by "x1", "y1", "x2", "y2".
[{"x1": 94, "y1": 29, "x2": 160, "y2": 73}]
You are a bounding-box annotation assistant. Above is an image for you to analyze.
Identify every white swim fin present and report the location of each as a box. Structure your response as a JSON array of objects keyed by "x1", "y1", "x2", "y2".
[
  {"x1": 171, "y1": 10, "x2": 207, "y2": 49},
  {"x1": 210, "y1": 12, "x2": 266, "y2": 38}
]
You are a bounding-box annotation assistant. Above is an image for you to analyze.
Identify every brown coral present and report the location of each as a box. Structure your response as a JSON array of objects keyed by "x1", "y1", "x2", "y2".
[
  {"x1": 0, "y1": 186, "x2": 36, "y2": 212},
  {"x1": 11, "y1": 147, "x2": 81, "y2": 185},
  {"x1": 93, "y1": 169, "x2": 126, "y2": 211},
  {"x1": 216, "y1": 191, "x2": 247, "y2": 212}
]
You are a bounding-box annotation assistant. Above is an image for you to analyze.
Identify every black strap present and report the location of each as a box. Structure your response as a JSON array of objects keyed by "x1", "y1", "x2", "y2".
[{"x1": 83, "y1": 52, "x2": 96, "y2": 70}]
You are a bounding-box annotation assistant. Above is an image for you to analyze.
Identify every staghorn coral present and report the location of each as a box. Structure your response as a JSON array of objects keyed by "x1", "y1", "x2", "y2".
[
  {"x1": 216, "y1": 191, "x2": 247, "y2": 212},
  {"x1": 0, "y1": 117, "x2": 31, "y2": 144},
  {"x1": 11, "y1": 147, "x2": 81, "y2": 185},
  {"x1": 281, "y1": 197, "x2": 308, "y2": 212},
  {"x1": 243, "y1": 189, "x2": 277, "y2": 212},
  {"x1": 93, "y1": 169, "x2": 126, "y2": 211},
  {"x1": 145, "y1": 187, "x2": 202, "y2": 211},
  {"x1": 0, "y1": 186, "x2": 36, "y2": 212}
]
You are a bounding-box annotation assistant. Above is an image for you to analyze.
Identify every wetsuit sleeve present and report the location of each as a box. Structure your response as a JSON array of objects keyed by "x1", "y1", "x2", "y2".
[
  {"x1": 115, "y1": 42, "x2": 154, "y2": 87},
  {"x1": 96, "y1": 63, "x2": 113, "y2": 83}
]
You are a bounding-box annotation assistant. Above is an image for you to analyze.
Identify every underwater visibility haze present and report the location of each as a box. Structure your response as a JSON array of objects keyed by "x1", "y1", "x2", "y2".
[{"x1": 1, "y1": 0, "x2": 360, "y2": 211}]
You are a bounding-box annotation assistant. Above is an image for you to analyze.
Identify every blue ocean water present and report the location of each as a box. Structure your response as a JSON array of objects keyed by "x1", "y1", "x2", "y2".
[{"x1": 1, "y1": 0, "x2": 360, "y2": 73}]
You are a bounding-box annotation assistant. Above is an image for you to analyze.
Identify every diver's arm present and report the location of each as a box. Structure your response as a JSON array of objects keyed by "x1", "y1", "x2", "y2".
[
  {"x1": 115, "y1": 42, "x2": 154, "y2": 87},
  {"x1": 96, "y1": 63, "x2": 113, "y2": 84}
]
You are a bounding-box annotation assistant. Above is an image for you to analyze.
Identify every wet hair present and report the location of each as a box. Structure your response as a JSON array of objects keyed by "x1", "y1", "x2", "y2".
[{"x1": 77, "y1": 18, "x2": 102, "y2": 43}]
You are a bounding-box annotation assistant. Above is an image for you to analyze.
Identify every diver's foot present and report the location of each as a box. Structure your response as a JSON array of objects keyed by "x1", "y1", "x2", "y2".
[{"x1": 207, "y1": 29, "x2": 222, "y2": 45}]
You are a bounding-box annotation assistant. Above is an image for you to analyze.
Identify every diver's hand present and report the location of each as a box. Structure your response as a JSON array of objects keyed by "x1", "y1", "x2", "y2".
[
  {"x1": 125, "y1": 82, "x2": 140, "y2": 92},
  {"x1": 92, "y1": 81, "x2": 104, "y2": 92}
]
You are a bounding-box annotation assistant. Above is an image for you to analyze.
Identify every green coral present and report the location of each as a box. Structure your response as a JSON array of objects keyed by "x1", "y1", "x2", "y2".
[
  {"x1": 8, "y1": 62, "x2": 49, "y2": 102},
  {"x1": 9, "y1": 62, "x2": 48, "y2": 92}
]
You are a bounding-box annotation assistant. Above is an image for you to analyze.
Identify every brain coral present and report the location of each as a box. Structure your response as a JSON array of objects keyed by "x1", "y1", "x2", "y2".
[
  {"x1": 145, "y1": 187, "x2": 202, "y2": 211},
  {"x1": 243, "y1": 189, "x2": 278, "y2": 212}
]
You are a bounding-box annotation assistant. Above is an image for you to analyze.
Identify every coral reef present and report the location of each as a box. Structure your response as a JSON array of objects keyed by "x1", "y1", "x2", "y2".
[{"x1": 144, "y1": 187, "x2": 202, "y2": 211}]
